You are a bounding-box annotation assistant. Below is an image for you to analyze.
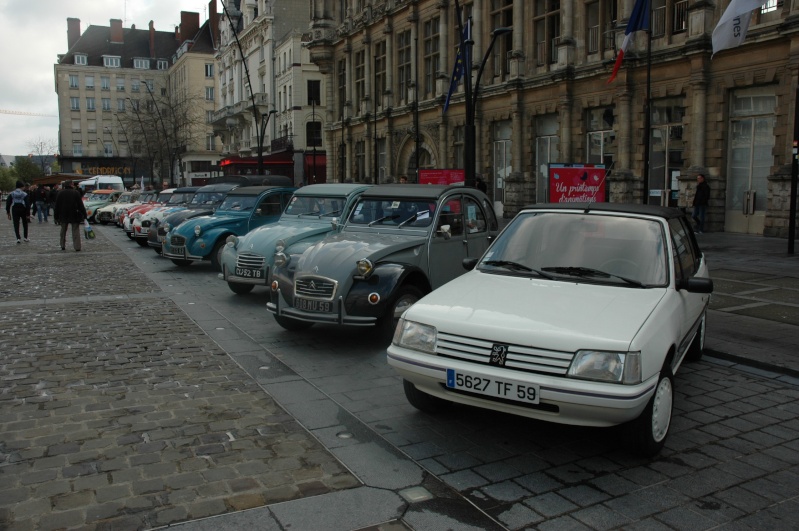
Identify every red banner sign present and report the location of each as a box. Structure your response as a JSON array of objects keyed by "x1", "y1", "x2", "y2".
[
  {"x1": 418, "y1": 169, "x2": 465, "y2": 185},
  {"x1": 548, "y1": 164, "x2": 607, "y2": 203}
]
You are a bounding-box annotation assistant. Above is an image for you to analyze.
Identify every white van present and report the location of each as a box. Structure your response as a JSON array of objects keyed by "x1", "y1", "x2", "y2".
[{"x1": 78, "y1": 176, "x2": 125, "y2": 192}]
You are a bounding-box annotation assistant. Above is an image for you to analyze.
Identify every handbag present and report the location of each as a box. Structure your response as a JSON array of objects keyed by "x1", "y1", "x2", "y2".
[{"x1": 84, "y1": 220, "x2": 96, "y2": 239}]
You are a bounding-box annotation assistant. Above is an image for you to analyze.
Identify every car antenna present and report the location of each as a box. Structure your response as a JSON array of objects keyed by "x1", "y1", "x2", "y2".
[{"x1": 583, "y1": 163, "x2": 612, "y2": 214}]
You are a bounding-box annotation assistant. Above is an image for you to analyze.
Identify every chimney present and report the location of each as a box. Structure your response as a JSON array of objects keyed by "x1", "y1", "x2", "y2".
[
  {"x1": 149, "y1": 20, "x2": 155, "y2": 58},
  {"x1": 67, "y1": 18, "x2": 81, "y2": 49},
  {"x1": 179, "y1": 11, "x2": 200, "y2": 44},
  {"x1": 209, "y1": 1, "x2": 219, "y2": 48},
  {"x1": 110, "y1": 18, "x2": 123, "y2": 43}
]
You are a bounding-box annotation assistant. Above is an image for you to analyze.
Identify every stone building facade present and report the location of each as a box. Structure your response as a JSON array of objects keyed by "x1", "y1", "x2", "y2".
[{"x1": 307, "y1": 0, "x2": 799, "y2": 236}]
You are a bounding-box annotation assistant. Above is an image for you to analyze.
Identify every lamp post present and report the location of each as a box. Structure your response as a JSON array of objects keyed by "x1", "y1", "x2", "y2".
[
  {"x1": 459, "y1": 14, "x2": 512, "y2": 188},
  {"x1": 311, "y1": 96, "x2": 317, "y2": 184}
]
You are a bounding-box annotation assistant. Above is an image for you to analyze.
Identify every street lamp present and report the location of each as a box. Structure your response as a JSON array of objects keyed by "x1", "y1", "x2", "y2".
[{"x1": 461, "y1": 23, "x2": 513, "y2": 188}]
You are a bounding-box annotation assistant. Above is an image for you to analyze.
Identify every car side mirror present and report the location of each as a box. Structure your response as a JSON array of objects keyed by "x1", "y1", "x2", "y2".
[
  {"x1": 463, "y1": 257, "x2": 478, "y2": 271},
  {"x1": 437, "y1": 224, "x2": 452, "y2": 240},
  {"x1": 677, "y1": 277, "x2": 714, "y2": 293},
  {"x1": 331, "y1": 217, "x2": 340, "y2": 230}
]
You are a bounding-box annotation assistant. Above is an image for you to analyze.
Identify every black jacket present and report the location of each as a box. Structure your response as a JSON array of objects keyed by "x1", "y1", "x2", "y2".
[
  {"x1": 693, "y1": 182, "x2": 710, "y2": 207},
  {"x1": 54, "y1": 188, "x2": 87, "y2": 224}
]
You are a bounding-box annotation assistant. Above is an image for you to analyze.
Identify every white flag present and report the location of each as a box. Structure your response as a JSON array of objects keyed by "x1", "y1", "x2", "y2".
[{"x1": 712, "y1": 0, "x2": 771, "y2": 56}]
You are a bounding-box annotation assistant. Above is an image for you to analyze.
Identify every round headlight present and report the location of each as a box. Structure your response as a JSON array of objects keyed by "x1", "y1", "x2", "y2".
[
  {"x1": 275, "y1": 239, "x2": 286, "y2": 253},
  {"x1": 194, "y1": 225, "x2": 201, "y2": 237},
  {"x1": 274, "y1": 252, "x2": 288, "y2": 267},
  {"x1": 163, "y1": 222, "x2": 171, "y2": 233},
  {"x1": 134, "y1": 212, "x2": 142, "y2": 220},
  {"x1": 226, "y1": 235, "x2": 238, "y2": 247},
  {"x1": 356, "y1": 258, "x2": 374, "y2": 277}
]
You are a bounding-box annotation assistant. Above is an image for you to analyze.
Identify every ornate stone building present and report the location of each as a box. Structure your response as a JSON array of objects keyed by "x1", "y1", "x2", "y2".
[{"x1": 307, "y1": 0, "x2": 798, "y2": 236}]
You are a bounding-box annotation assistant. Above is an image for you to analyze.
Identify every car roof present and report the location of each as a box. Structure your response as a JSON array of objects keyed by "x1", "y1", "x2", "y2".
[
  {"x1": 523, "y1": 202, "x2": 685, "y2": 220},
  {"x1": 196, "y1": 183, "x2": 240, "y2": 193},
  {"x1": 360, "y1": 184, "x2": 480, "y2": 200},
  {"x1": 89, "y1": 189, "x2": 118, "y2": 195},
  {"x1": 294, "y1": 183, "x2": 372, "y2": 196},
  {"x1": 225, "y1": 185, "x2": 294, "y2": 196},
  {"x1": 174, "y1": 187, "x2": 200, "y2": 193}
]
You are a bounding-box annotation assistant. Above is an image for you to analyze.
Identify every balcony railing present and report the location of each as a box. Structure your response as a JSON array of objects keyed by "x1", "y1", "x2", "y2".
[
  {"x1": 673, "y1": 0, "x2": 687, "y2": 33},
  {"x1": 271, "y1": 135, "x2": 293, "y2": 152}
]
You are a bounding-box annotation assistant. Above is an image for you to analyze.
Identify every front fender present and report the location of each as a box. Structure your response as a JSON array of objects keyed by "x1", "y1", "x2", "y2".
[
  {"x1": 344, "y1": 263, "x2": 430, "y2": 318},
  {"x1": 188, "y1": 226, "x2": 236, "y2": 258}
]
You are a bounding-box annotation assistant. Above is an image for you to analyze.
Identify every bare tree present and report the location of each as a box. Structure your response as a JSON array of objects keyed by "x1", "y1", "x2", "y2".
[{"x1": 27, "y1": 137, "x2": 58, "y2": 174}]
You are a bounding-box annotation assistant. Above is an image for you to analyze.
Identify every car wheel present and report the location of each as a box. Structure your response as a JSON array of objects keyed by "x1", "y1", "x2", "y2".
[
  {"x1": 685, "y1": 313, "x2": 706, "y2": 362},
  {"x1": 273, "y1": 314, "x2": 314, "y2": 331},
  {"x1": 152, "y1": 247, "x2": 162, "y2": 256},
  {"x1": 403, "y1": 379, "x2": 450, "y2": 413},
  {"x1": 126, "y1": 232, "x2": 133, "y2": 239},
  {"x1": 210, "y1": 240, "x2": 226, "y2": 272},
  {"x1": 624, "y1": 367, "x2": 673, "y2": 457},
  {"x1": 228, "y1": 282, "x2": 254, "y2": 295},
  {"x1": 135, "y1": 238, "x2": 148, "y2": 247},
  {"x1": 171, "y1": 259, "x2": 193, "y2": 267},
  {"x1": 376, "y1": 285, "x2": 425, "y2": 341}
]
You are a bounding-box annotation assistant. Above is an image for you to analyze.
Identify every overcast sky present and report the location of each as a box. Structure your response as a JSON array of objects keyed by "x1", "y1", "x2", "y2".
[{"x1": 0, "y1": 0, "x2": 212, "y2": 158}]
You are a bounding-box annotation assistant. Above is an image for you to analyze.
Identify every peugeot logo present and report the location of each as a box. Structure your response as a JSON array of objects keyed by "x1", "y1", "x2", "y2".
[{"x1": 490, "y1": 344, "x2": 509, "y2": 367}]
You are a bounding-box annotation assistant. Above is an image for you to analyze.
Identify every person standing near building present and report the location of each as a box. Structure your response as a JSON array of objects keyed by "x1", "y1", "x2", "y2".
[
  {"x1": 692, "y1": 174, "x2": 710, "y2": 233},
  {"x1": 54, "y1": 181, "x2": 87, "y2": 251},
  {"x1": 35, "y1": 185, "x2": 49, "y2": 223},
  {"x1": 5, "y1": 181, "x2": 31, "y2": 244}
]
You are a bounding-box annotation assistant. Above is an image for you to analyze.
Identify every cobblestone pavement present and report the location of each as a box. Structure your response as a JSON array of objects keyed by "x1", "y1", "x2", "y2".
[
  {"x1": 3, "y1": 218, "x2": 799, "y2": 530},
  {"x1": 0, "y1": 220, "x2": 359, "y2": 530}
]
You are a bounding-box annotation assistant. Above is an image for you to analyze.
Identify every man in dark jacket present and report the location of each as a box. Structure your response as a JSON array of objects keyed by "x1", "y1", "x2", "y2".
[
  {"x1": 692, "y1": 174, "x2": 710, "y2": 234},
  {"x1": 5, "y1": 180, "x2": 30, "y2": 243},
  {"x1": 54, "y1": 181, "x2": 87, "y2": 251}
]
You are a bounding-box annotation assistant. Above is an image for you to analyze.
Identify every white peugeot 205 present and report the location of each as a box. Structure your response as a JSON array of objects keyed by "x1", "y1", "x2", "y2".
[{"x1": 388, "y1": 202, "x2": 713, "y2": 457}]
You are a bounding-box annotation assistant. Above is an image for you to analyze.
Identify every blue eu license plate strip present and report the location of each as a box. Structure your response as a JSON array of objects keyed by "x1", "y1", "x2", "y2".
[{"x1": 447, "y1": 369, "x2": 455, "y2": 388}]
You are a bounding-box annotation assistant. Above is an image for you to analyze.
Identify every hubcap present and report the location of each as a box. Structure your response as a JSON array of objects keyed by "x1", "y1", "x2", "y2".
[{"x1": 651, "y1": 376, "x2": 673, "y2": 443}]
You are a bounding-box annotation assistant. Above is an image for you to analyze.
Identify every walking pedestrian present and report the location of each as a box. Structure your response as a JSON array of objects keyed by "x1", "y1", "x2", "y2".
[
  {"x1": 5, "y1": 181, "x2": 31, "y2": 244},
  {"x1": 692, "y1": 174, "x2": 710, "y2": 234},
  {"x1": 35, "y1": 185, "x2": 49, "y2": 223},
  {"x1": 54, "y1": 181, "x2": 87, "y2": 251}
]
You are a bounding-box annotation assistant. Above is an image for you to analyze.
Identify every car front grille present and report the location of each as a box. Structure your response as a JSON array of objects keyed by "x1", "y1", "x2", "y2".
[
  {"x1": 295, "y1": 276, "x2": 337, "y2": 300},
  {"x1": 141, "y1": 220, "x2": 151, "y2": 228},
  {"x1": 436, "y1": 332, "x2": 575, "y2": 376},
  {"x1": 170, "y1": 235, "x2": 186, "y2": 246},
  {"x1": 236, "y1": 252, "x2": 265, "y2": 269}
]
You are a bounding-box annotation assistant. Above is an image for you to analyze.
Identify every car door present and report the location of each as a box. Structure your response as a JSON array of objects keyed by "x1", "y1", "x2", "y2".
[
  {"x1": 428, "y1": 195, "x2": 468, "y2": 289},
  {"x1": 463, "y1": 195, "x2": 493, "y2": 259},
  {"x1": 249, "y1": 191, "x2": 289, "y2": 231},
  {"x1": 670, "y1": 217, "x2": 708, "y2": 353}
]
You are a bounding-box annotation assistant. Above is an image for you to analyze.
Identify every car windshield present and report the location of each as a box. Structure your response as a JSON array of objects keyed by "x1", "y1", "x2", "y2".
[
  {"x1": 118, "y1": 193, "x2": 133, "y2": 202},
  {"x1": 157, "y1": 192, "x2": 173, "y2": 204},
  {"x1": 190, "y1": 191, "x2": 226, "y2": 205},
  {"x1": 347, "y1": 198, "x2": 435, "y2": 227},
  {"x1": 166, "y1": 192, "x2": 195, "y2": 205},
  {"x1": 217, "y1": 195, "x2": 258, "y2": 212},
  {"x1": 480, "y1": 212, "x2": 669, "y2": 287},
  {"x1": 284, "y1": 195, "x2": 346, "y2": 217}
]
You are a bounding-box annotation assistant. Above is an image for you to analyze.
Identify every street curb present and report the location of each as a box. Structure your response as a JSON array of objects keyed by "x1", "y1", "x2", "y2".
[{"x1": 705, "y1": 348, "x2": 799, "y2": 380}]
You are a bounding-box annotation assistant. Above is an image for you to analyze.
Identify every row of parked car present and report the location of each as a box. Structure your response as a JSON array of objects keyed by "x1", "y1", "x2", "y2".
[{"x1": 100, "y1": 178, "x2": 713, "y2": 457}]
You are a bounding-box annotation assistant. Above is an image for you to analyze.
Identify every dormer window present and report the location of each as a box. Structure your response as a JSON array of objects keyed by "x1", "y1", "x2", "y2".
[
  {"x1": 103, "y1": 56, "x2": 121, "y2": 68},
  {"x1": 75, "y1": 54, "x2": 87, "y2": 66},
  {"x1": 134, "y1": 58, "x2": 150, "y2": 69},
  {"x1": 157, "y1": 60, "x2": 169, "y2": 70}
]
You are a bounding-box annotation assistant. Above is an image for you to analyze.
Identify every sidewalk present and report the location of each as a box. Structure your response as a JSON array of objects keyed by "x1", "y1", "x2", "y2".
[{"x1": 700, "y1": 231, "x2": 799, "y2": 379}]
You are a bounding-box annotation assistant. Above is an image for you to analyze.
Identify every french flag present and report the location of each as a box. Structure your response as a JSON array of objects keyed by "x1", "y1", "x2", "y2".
[{"x1": 607, "y1": 0, "x2": 651, "y2": 83}]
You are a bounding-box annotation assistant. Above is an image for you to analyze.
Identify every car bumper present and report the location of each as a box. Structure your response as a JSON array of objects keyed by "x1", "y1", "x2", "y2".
[
  {"x1": 266, "y1": 288, "x2": 377, "y2": 326},
  {"x1": 386, "y1": 344, "x2": 656, "y2": 427},
  {"x1": 162, "y1": 245, "x2": 204, "y2": 261}
]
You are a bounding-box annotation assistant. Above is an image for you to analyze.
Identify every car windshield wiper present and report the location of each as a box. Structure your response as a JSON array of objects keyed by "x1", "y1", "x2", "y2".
[
  {"x1": 397, "y1": 210, "x2": 429, "y2": 228},
  {"x1": 482, "y1": 260, "x2": 554, "y2": 278},
  {"x1": 320, "y1": 209, "x2": 342, "y2": 218},
  {"x1": 368, "y1": 214, "x2": 400, "y2": 226},
  {"x1": 541, "y1": 266, "x2": 647, "y2": 288}
]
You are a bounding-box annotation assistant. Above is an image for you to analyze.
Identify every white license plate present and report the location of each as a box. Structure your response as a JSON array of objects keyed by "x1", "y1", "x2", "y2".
[
  {"x1": 235, "y1": 267, "x2": 262, "y2": 278},
  {"x1": 295, "y1": 297, "x2": 332, "y2": 313},
  {"x1": 446, "y1": 369, "x2": 539, "y2": 404}
]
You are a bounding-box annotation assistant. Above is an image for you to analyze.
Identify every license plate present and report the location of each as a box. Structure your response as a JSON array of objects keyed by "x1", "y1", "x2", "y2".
[
  {"x1": 446, "y1": 369, "x2": 539, "y2": 404},
  {"x1": 295, "y1": 297, "x2": 332, "y2": 313},
  {"x1": 235, "y1": 267, "x2": 262, "y2": 279}
]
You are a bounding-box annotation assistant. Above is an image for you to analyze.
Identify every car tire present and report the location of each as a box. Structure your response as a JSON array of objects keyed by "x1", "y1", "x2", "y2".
[
  {"x1": 152, "y1": 247, "x2": 162, "y2": 256},
  {"x1": 376, "y1": 285, "x2": 425, "y2": 342},
  {"x1": 171, "y1": 259, "x2": 193, "y2": 267},
  {"x1": 210, "y1": 240, "x2": 226, "y2": 272},
  {"x1": 228, "y1": 282, "x2": 254, "y2": 295},
  {"x1": 685, "y1": 313, "x2": 705, "y2": 362},
  {"x1": 273, "y1": 314, "x2": 314, "y2": 331},
  {"x1": 624, "y1": 367, "x2": 673, "y2": 457},
  {"x1": 403, "y1": 379, "x2": 450, "y2": 413},
  {"x1": 135, "y1": 238, "x2": 148, "y2": 247}
]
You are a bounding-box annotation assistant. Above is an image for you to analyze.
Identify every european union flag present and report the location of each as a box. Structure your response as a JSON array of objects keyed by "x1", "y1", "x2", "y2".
[{"x1": 443, "y1": 18, "x2": 471, "y2": 115}]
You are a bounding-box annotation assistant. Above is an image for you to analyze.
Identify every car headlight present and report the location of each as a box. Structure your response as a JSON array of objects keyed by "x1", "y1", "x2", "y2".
[
  {"x1": 194, "y1": 225, "x2": 201, "y2": 237},
  {"x1": 275, "y1": 239, "x2": 286, "y2": 253},
  {"x1": 134, "y1": 212, "x2": 142, "y2": 220},
  {"x1": 163, "y1": 222, "x2": 171, "y2": 233},
  {"x1": 274, "y1": 252, "x2": 289, "y2": 267},
  {"x1": 393, "y1": 318, "x2": 436, "y2": 353},
  {"x1": 356, "y1": 258, "x2": 374, "y2": 277},
  {"x1": 226, "y1": 235, "x2": 238, "y2": 248},
  {"x1": 568, "y1": 350, "x2": 641, "y2": 384}
]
